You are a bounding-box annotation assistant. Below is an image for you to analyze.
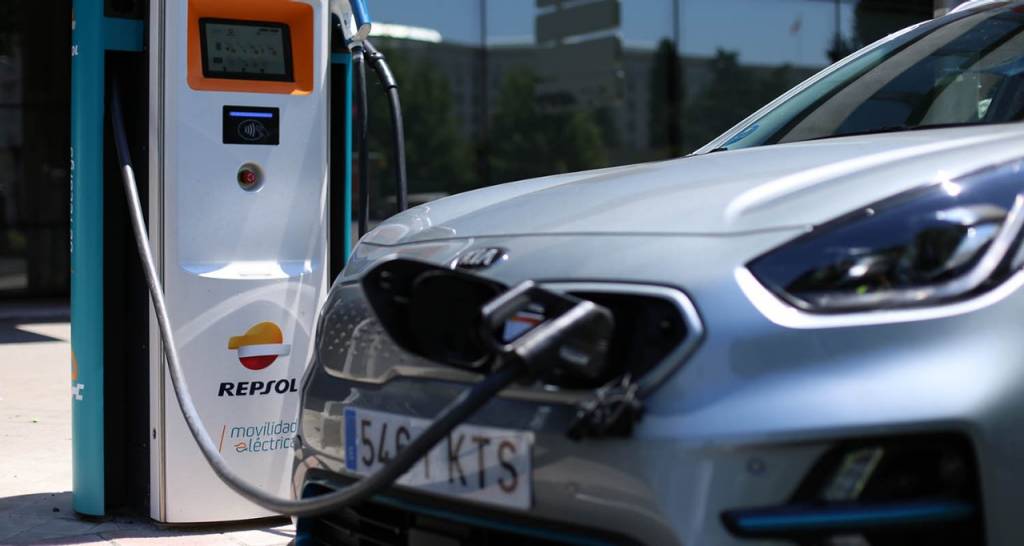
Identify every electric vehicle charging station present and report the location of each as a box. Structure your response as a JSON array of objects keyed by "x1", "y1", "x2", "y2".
[
  {"x1": 70, "y1": 0, "x2": 582, "y2": 530},
  {"x1": 70, "y1": 0, "x2": 352, "y2": 522},
  {"x1": 64, "y1": 3, "x2": 1024, "y2": 543},
  {"x1": 66, "y1": 0, "x2": 650, "y2": 526}
]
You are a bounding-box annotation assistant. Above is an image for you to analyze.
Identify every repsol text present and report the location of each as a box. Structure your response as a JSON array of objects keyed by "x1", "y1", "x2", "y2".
[{"x1": 218, "y1": 378, "x2": 299, "y2": 397}]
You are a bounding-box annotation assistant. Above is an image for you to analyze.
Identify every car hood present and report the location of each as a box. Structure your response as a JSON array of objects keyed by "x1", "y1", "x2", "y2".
[{"x1": 365, "y1": 124, "x2": 1024, "y2": 245}]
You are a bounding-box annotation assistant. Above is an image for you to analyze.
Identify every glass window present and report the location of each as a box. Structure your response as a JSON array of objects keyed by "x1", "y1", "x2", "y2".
[
  {"x1": 1, "y1": 0, "x2": 950, "y2": 296},
  {"x1": 359, "y1": 0, "x2": 938, "y2": 213},
  {"x1": 372, "y1": 0, "x2": 483, "y2": 46},
  {"x1": 677, "y1": 0, "x2": 843, "y2": 151},
  {"x1": 0, "y1": 1, "x2": 69, "y2": 298},
  {"x1": 718, "y1": 4, "x2": 1024, "y2": 151},
  {"x1": 678, "y1": 0, "x2": 934, "y2": 152},
  {"x1": 364, "y1": 0, "x2": 482, "y2": 217},
  {"x1": 485, "y1": 0, "x2": 677, "y2": 185}
]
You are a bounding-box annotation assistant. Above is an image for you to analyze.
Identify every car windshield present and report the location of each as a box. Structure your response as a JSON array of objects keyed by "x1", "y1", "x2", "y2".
[{"x1": 716, "y1": 2, "x2": 1024, "y2": 151}]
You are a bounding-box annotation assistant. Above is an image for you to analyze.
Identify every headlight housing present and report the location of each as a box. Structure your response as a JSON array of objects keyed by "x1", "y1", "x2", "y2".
[{"x1": 748, "y1": 160, "x2": 1024, "y2": 312}]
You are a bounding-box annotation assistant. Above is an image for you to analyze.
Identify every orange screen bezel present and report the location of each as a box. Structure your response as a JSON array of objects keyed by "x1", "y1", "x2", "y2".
[{"x1": 187, "y1": 0, "x2": 314, "y2": 95}]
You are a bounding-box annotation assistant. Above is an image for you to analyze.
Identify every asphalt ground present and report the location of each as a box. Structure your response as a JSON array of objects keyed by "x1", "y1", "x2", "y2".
[{"x1": 0, "y1": 314, "x2": 294, "y2": 546}]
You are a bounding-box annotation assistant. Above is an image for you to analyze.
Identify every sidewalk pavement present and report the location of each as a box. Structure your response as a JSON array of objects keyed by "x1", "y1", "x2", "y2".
[{"x1": 0, "y1": 317, "x2": 295, "y2": 546}]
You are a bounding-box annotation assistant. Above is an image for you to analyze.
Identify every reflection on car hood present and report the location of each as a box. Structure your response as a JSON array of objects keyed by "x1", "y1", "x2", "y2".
[{"x1": 368, "y1": 124, "x2": 1024, "y2": 244}]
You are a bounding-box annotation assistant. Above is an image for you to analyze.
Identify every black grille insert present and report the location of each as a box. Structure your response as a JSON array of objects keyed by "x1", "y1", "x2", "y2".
[
  {"x1": 536, "y1": 290, "x2": 688, "y2": 389},
  {"x1": 296, "y1": 483, "x2": 637, "y2": 546},
  {"x1": 317, "y1": 282, "x2": 697, "y2": 397}
]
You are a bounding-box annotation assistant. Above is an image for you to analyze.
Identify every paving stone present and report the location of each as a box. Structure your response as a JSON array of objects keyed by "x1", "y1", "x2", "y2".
[
  {"x1": 219, "y1": 526, "x2": 295, "y2": 546},
  {"x1": 0, "y1": 319, "x2": 295, "y2": 546}
]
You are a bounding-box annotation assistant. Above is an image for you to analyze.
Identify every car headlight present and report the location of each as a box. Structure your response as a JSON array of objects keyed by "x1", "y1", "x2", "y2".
[{"x1": 748, "y1": 160, "x2": 1024, "y2": 312}]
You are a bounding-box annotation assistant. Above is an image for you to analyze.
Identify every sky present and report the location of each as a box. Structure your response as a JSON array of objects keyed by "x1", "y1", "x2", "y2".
[{"x1": 368, "y1": 0, "x2": 862, "y2": 68}]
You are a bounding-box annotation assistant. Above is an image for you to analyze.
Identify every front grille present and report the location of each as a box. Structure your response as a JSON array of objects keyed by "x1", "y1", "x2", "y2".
[
  {"x1": 541, "y1": 289, "x2": 690, "y2": 389},
  {"x1": 296, "y1": 484, "x2": 636, "y2": 546},
  {"x1": 318, "y1": 281, "x2": 701, "y2": 397}
]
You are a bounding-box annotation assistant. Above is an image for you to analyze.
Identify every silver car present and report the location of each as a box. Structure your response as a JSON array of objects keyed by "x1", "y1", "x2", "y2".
[{"x1": 293, "y1": 2, "x2": 1024, "y2": 544}]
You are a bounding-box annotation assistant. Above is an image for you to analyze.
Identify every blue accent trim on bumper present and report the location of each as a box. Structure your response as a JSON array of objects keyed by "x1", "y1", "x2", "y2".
[{"x1": 726, "y1": 499, "x2": 976, "y2": 536}]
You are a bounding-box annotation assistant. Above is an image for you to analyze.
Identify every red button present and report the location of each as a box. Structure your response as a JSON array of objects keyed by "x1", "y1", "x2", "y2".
[{"x1": 238, "y1": 169, "x2": 258, "y2": 186}]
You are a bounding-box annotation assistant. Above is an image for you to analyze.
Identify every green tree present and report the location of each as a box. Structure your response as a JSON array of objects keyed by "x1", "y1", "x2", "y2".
[
  {"x1": 682, "y1": 49, "x2": 797, "y2": 151},
  {"x1": 853, "y1": 0, "x2": 933, "y2": 47},
  {"x1": 648, "y1": 39, "x2": 684, "y2": 157},
  {"x1": 758, "y1": 64, "x2": 797, "y2": 103},
  {"x1": 488, "y1": 69, "x2": 607, "y2": 184},
  {"x1": 366, "y1": 41, "x2": 473, "y2": 209},
  {"x1": 683, "y1": 49, "x2": 761, "y2": 148},
  {"x1": 0, "y1": 4, "x2": 20, "y2": 56},
  {"x1": 831, "y1": 0, "x2": 933, "y2": 62}
]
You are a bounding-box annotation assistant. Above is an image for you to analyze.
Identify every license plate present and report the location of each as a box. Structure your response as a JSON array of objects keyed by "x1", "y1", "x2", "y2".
[{"x1": 343, "y1": 407, "x2": 534, "y2": 510}]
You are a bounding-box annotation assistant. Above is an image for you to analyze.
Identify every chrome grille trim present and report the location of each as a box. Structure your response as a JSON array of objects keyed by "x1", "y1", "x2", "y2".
[{"x1": 319, "y1": 281, "x2": 704, "y2": 404}]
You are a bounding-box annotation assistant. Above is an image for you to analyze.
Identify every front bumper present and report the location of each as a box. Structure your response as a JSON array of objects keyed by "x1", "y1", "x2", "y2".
[{"x1": 293, "y1": 234, "x2": 1024, "y2": 545}]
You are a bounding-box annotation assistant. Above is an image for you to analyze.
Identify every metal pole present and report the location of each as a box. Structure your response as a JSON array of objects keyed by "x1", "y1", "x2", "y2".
[
  {"x1": 69, "y1": 0, "x2": 144, "y2": 517},
  {"x1": 70, "y1": 0, "x2": 107, "y2": 516}
]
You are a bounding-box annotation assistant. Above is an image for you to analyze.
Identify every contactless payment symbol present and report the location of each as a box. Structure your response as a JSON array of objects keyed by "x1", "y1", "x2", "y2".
[
  {"x1": 228, "y1": 322, "x2": 291, "y2": 371},
  {"x1": 238, "y1": 119, "x2": 269, "y2": 142}
]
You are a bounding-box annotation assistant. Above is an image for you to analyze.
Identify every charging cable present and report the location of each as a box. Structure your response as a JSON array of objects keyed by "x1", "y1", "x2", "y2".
[
  {"x1": 333, "y1": 0, "x2": 372, "y2": 236},
  {"x1": 352, "y1": 47, "x2": 370, "y2": 236},
  {"x1": 332, "y1": 0, "x2": 409, "y2": 236},
  {"x1": 363, "y1": 38, "x2": 408, "y2": 213},
  {"x1": 109, "y1": 83, "x2": 525, "y2": 517}
]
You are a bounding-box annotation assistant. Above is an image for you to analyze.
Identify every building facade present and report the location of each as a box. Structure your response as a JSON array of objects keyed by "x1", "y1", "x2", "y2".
[{"x1": 1, "y1": 0, "x2": 953, "y2": 298}]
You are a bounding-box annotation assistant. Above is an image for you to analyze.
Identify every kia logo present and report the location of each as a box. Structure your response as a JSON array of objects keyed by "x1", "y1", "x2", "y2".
[{"x1": 455, "y1": 247, "x2": 507, "y2": 269}]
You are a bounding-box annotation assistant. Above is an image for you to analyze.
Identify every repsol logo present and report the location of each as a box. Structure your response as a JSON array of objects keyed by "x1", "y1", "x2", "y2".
[{"x1": 218, "y1": 378, "x2": 299, "y2": 397}]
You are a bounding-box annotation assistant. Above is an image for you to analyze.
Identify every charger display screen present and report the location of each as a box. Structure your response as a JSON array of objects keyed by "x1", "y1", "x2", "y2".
[{"x1": 200, "y1": 19, "x2": 294, "y2": 82}]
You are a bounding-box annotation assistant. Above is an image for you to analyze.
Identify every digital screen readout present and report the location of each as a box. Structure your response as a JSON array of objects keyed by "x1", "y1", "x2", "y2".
[{"x1": 200, "y1": 19, "x2": 294, "y2": 81}]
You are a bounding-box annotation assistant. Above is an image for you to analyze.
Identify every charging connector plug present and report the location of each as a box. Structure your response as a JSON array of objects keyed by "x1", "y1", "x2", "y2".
[
  {"x1": 362, "y1": 259, "x2": 616, "y2": 382},
  {"x1": 479, "y1": 281, "x2": 614, "y2": 382}
]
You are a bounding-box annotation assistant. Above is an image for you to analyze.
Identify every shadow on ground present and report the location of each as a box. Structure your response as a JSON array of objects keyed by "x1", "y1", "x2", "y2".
[
  {"x1": 0, "y1": 319, "x2": 67, "y2": 344},
  {"x1": 0, "y1": 491, "x2": 294, "y2": 545}
]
